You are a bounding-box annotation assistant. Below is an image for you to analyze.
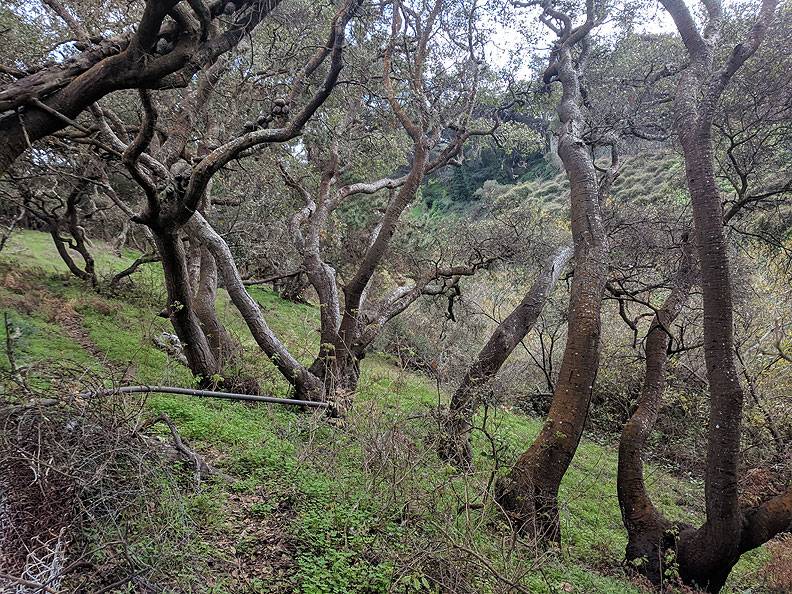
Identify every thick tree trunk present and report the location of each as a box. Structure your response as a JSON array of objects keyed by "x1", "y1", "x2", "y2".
[
  {"x1": 496, "y1": 43, "x2": 608, "y2": 544},
  {"x1": 618, "y1": 240, "x2": 695, "y2": 584},
  {"x1": 309, "y1": 351, "x2": 362, "y2": 411},
  {"x1": 739, "y1": 490, "x2": 792, "y2": 554},
  {"x1": 193, "y1": 246, "x2": 240, "y2": 367},
  {"x1": 154, "y1": 228, "x2": 218, "y2": 382},
  {"x1": 440, "y1": 245, "x2": 573, "y2": 469},
  {"x1": 675, "y1": 131, "x2": 745, "y2": 591}
]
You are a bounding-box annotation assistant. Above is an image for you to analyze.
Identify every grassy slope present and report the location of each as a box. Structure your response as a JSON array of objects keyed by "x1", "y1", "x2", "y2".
[
  {"x1": 0, "y1": 230, "x2": 769, "y2": 593},
  {"x1": 479, "y1": 151, "x2": 689, "y2": 217}
]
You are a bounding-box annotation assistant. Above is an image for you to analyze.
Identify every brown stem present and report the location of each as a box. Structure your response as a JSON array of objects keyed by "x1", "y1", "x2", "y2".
[
  {"x1": 617, "y1": 239, "x2": 695, "y2": 583},
  {"x1": 441, "y1": 245, "x2": 573, "y2": 469},
  {"x1": 153, "y1": 228, "x2": 218, "y2": 382},
  {"x1": 497, "y1": 33, "x2": 608, "y2": 544}
]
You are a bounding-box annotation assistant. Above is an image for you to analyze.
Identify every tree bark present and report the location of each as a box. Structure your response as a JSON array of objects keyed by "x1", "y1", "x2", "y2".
[
  {"x1": 617, "y1": 239, "x2": 695, "y2": 584},
  {"x1": 623, "y1": 1, "x2": 789, "y2": 590},
  {"x1": 64, "y1": 185, "x2": 97, "y2": 286},
  {"x1": 496, "y1": 36, "x2": 609, "y2": 544},
  {"x1": 675, "y1": 126, "x2": 747, "y2": 590},
  {"x1": 154, "y1": 228, "x2": 219, "y2": 382},
  {"x1": 440, "y1": 245, "x2": 573, "y2": 469},
  {"x1": 50, "y1": 225, "x2": 95, "y2": 285},
  {"x1": 185, "y1": 213, "x2": 323, "y2": 400},
  {"x1": 193, "y1": 246, "x2": 240, "y2": 367},
  {"x1": 46, "y1": 181, "x2": 97, "y2": 286},
  {"x1": 336, "y1": 143, "x2": 430, "y2": 373}
]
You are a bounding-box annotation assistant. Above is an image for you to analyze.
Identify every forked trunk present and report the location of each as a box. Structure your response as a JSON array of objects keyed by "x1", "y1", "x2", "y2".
[
  {"x1": 309, "y1": 350, "x2": 362, "y2": 413},
  {"x1": 47, "y1": 182, "x2": 98, "y2": 286},
  {"x1": 50, "y1": 224, "x2": 97, "y2": 286},
  {"x1": 186, "y1": 213, "x2": 323, "y2": 401},
  {"x1": 623, "y1": 0, "x2": 788, "y2": 587}
]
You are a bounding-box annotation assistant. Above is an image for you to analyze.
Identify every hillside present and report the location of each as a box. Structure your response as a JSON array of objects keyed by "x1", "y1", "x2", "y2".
[
  {"x1": 422, "y1": 151, "x2": 687, "y2": 216},
  {"x1": 0, "y1": 231, "x2": 779, "y2": 593}
]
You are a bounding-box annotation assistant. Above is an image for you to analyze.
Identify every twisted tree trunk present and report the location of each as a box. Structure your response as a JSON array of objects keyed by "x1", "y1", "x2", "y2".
[
  {"x1": 186, "y1": 213, "x2": 323, "y2": 400},
  {"x1": 46, "y1": 180, "x2": 97, "y2": 286},
  {"x1": 619, "y1": 1, "x2": 790, "y2": 590},
  {"x1": 193, "y1": 246, "x2": 241, "y2": 368},
  {"x1": 497, "y1": 38, "x2": 609, "y2": 543}
]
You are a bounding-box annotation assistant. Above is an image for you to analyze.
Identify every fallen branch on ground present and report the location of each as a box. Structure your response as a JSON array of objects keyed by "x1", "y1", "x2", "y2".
[
  {"x1": 79, "y1": 385, "x2": 329, "y2": 408},
  {"x1": 136, "y1": 413, "x2": 216, "y2": 485}
]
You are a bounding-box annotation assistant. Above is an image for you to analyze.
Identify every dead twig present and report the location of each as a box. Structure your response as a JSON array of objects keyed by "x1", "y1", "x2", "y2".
[{"x1": 135, "y1": 413, "x2": 213, "y2": 486}]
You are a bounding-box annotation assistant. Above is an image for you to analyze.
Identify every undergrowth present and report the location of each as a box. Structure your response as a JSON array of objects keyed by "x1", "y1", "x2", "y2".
[{"x1": 0, "y1": 230, "x2": 774, "y2": 593}]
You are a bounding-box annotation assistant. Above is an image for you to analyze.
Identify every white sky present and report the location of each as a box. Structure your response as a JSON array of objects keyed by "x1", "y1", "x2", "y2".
[{"x1": 483, "y1": 1, "x2": 680, "y2": 76}]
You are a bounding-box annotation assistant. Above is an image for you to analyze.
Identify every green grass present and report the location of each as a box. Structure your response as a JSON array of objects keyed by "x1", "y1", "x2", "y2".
[
  {"x1": 0, "y1": 230, "x2": 775, "y2": 593},
  {"x1": 1, "y1": 228, "x2": 142, "y2": 275},
  {"x1": 487, "y1": 151, "x2": 687, "y2": 214}
]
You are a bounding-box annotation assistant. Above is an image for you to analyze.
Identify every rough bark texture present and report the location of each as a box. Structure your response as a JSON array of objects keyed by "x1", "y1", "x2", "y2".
[
  {"x1": 270, "y1": 0, "x2": 473, "y2": 408},
  {"x1": 617, "y1": 239, "x2": 695, "y2": 584},
  {"x1": 193, "y1": 246, "x2": 240, "y2": 367},
  {"x1": 440, "y1": 245, "x2": 573, "y2": 468},
  {"x1": 154, "y1": 228, "x2": 218, "y2": 382},
  {"x1": 620, "y1": 1, "x2": 791, "y2": 591},
  {"x1": 104, "y1": 0, "x2": 361, "y2": 399},
  {"x1": 496, "y1": 6, "x2": 609, "y2": 542}
]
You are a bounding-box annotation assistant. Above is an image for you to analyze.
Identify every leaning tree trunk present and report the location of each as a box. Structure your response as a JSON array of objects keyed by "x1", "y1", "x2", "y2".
[
  {"x1": 496, "y1": 42, "x2": 609, "y2": 544},
  {"x1": 617, "y1": 238, "x2": 695, "y2": 584},
  {"x1": 440, "y1": 245, "x2": 573, "y2": 469},
  {"x1": 64, "y1": 188, "x2": 97, "y2": 286},
  {"x1": 154, "y1": 228, "x2": 219, "y2": 383},
  {"x1": 47, "y1": 181, "x2": 98, "y2": 286},
  {"x1": 330, "y1": 142, "x2": 430, "y2": 408},
  {"x1": 186, "y1": 213, "x2": 323, "y2": 401}
]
